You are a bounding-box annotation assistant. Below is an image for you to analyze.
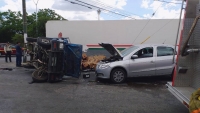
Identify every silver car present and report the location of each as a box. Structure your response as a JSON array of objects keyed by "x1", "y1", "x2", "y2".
[{"x1": 96, "y1": 43, "x2": 176, "y2": 83}]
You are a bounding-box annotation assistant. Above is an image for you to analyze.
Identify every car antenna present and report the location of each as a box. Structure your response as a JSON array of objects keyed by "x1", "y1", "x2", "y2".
[{"x1": 163, "y1": 39, "x2": 166, "y2": 44}]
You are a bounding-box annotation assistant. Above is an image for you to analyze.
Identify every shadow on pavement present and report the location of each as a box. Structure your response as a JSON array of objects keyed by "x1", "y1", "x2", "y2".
[{"x1": 96, "y1": 75, "x2": 172, "y2": 86}]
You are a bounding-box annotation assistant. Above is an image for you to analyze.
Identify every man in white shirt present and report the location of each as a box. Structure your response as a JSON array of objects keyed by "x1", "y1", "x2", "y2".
[{"x1": 4, "y1": 42, "x2": 12, "y2": 62}]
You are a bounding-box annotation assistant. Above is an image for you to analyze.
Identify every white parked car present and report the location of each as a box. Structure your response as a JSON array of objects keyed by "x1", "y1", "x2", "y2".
[{"x1": 96, "y1": 43, "x2": 176, "y2": 83}]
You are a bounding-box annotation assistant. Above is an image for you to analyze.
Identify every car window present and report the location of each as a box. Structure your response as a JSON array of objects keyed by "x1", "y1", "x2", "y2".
[
  {"x1": 121, "y1": 46, "x2": 139, "y2": 57},
  {"x1": 134, "y1": 47, "x2": 153, "y2": 58},
  {"x1": 0, "y1": 44, "x2": 5, "y2": 48},
  {"x1": 11, "y1": 45, "x2": 16, "y2": 49},
  {"x1": 157, "y1": 46, "x2": 174, "y2": 57}
]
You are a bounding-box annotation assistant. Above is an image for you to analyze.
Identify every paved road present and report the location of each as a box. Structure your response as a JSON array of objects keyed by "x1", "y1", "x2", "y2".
[{"x1": 0, "y1": 57, "x2": 188, "y2": 113}]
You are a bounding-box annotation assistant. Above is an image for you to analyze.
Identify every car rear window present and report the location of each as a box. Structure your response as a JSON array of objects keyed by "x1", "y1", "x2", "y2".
[{"x1": 157, "y1": 46, "x2": 174, "y2": 56}]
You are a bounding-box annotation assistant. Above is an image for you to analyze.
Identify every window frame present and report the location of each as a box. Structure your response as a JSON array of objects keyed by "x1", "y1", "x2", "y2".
[
  {"x1": 157, "y1": 46, "x2": 175, "y2": 57},
  {"x1": 133, "y1": 47, "x2": 154, "y2": 59}
]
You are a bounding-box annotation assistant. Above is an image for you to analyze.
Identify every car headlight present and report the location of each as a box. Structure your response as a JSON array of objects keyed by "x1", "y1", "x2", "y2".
[
  {"x1": 99, "y1": 63, "x2": 110, "y2": 69},
  {"x1": 59, "y1": 43, "x2": 64, "y2": 49}
]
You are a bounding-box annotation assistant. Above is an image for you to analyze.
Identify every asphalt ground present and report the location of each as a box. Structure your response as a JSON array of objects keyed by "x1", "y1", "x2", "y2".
[{"x1": 0, "y1": 56, "x2": 189, "y2": 113}]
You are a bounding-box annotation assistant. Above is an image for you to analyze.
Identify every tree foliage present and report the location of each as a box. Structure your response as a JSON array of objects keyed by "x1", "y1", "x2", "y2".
[
  {"x1": 0, "y1": 8, "x2": 66, "y2": 43},
  {"x1": 0, "y1": 10, "x2": 23, "y2": 43},
  {"x1": 12, "y1": 34, "x2": 24, "y2": 44}
]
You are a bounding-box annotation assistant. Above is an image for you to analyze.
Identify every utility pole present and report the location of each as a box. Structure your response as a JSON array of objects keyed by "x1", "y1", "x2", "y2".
[
  {"x1": 22, "y1": 0, "x2": 27, "y2": 62},
  {"x1": 22, "y1": 0, "x2": 27, "y2": 43},
  {"x1": 97, "y1": 9, "x2": 101, "y2": 20},
  {"x1": 33, "y1": 0, "x2": 39, "y2": 37},
  {"x1": 173, "y1": 0, "x2": 184, "y2": 63}
]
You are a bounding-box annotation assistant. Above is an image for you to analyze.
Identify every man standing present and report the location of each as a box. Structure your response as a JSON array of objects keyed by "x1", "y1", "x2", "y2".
[
  {"x1": 15, "y1": 42, "x2": 22, "y2": 67},
  {"x1": 4, "y1": 42, "x2": 12, "y2": 62}
]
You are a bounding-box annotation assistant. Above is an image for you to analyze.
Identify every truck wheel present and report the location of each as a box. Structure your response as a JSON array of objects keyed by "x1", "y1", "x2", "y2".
[
  {"x1": 111, "y1": 68, "x2": 126, "y2": 83},
  {"x1": 32, "y1": 68, "x2": 48, "y2": 82},
  {"x1": 37, "y1": 37, "x2": 51, "y2": 49},
  {"x1": 26, "y1": 37, "x2": 37, "y2": 42}
]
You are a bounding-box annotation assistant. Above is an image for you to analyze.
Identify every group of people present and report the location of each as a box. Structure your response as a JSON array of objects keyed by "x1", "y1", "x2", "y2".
[{"x1": 4, "y1": 42, "x2": 23, "y2": 67}]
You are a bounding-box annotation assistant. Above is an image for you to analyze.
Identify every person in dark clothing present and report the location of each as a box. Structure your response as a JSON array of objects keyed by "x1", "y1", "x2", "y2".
[
  {"x1": 15, "y1": 42, "x2": 22, "y2": 67},
  {"x1": 4, "y1": 42, "x2": 12, "y2": 62}
]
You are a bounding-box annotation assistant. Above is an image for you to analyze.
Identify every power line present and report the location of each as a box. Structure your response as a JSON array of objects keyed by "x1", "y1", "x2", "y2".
[
  {"x1": 92, "y1": 0, "x2": 145, "y2": 18},
  {"x1": 155, "y1": 0, "x2": 183, "y2": 4},
  {"x1": 101, "y1": 11, "x2": 122, "y2": 20},
  {"x1": 68, "y1": 2, "x2": 98, "y2": 20},
  {"x1": 143, "y1": 15, "x2": 180, "y2": 44},
  {"x1": 66, "y1": 0, "x2": 135, "y2": 20},
  {"x1": 65, "y1": 0, "x2": 92, "y2": 9},
  {"x1": 131, "y1": 4, "x2": 162, "y2": 44},
  {"x1": 150, "y1": 18, "x2": 177, "y2": 38}
]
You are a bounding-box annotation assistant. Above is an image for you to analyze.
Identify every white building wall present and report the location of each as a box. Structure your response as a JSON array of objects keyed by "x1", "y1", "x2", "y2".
[{"x1": 46, "y1": 19, "x2": 182, "y2": 50}]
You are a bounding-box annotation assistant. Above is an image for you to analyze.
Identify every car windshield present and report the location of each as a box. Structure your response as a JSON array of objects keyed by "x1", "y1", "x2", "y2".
[{"x1": 121, "y1": 46, "x2": 139, "y2": 57}]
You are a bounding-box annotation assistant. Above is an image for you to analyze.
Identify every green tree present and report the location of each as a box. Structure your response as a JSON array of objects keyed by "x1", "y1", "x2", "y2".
[
  {"x1": 28, "y1": 8, "x2": 66, "y2": 37},
  {"x1": 0, "y1": 9, "x2": 66, "y2": 43},
  {"x1": 0, "y1": 10, "x2": 23, "y2": 43},
  {"x1": 11, "y1": 34, "x2": 24, "y2": 44}
]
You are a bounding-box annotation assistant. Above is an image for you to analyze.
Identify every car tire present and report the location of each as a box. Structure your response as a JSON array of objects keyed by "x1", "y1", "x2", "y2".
[
  {"x1": 32, "y1": 68, "x2": 48, "y2": 82},
  {"x1": 110, "y1": 68, "x2": 126, "y2": 84},
  {"x1": 26, "y1": 37, "x2": 37, "y2": 42},
  {"x1": 37, "y1": 37, "x2": 51, "y2": 49},
  {"x1": 0, "y1": 52, "x2": 1, "y2": 56}
]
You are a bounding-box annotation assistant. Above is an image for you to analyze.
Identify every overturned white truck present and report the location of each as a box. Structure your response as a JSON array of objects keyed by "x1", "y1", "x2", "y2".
[{"x1": 167, "y1": 0, "x2": 200, "y2": 109}]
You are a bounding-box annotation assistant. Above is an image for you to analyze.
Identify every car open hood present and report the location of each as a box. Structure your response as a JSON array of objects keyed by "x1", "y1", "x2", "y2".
[{"x1": 99, "y1": 43, "x2": 123, "y2": 58}]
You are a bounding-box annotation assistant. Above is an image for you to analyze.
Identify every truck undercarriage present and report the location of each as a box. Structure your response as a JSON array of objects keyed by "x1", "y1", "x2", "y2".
[{"x1": 25, "y1": 37, "x2": 82, "y2": 83}]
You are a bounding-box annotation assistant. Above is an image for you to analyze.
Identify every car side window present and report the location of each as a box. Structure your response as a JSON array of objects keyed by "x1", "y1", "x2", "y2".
[
  {"x1": 0, "y1": 44, "x2": 5, "y2": 48},
  {"x1": 134, "y1": 47, "x2": 153, "y2": 58},
  {"x1": 157, "y1": 46, "x2": 174, "y2": 57}
]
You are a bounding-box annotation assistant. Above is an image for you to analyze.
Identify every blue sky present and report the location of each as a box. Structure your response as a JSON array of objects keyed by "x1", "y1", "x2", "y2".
[{"x1": 0, "y1": 0, "x2": 185, "y2": 20}]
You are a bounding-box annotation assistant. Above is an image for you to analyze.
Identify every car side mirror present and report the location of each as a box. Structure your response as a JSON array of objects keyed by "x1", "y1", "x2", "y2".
[{"x1": 131, "y1": 55, "x2": 138, "y2": 59}]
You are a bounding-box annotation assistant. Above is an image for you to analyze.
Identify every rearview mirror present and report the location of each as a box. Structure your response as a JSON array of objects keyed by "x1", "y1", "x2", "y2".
[{"x1": 131, "y1": 55, "x2": 138, "y2": 59}]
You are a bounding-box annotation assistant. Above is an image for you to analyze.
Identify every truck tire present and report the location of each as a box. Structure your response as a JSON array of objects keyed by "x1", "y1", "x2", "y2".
[
  {"x1": 32, "y1": 68, "x2": 48, "y2": 82},
  {"x1": 37, "y1": 37, "x2": 51, "y2": 49},
  {"x1": 26, "y1": 37, "x2": 37, "y2": 42},
  {"x1": 110, "y1": 68, "x2": 126, "y2": 84}
]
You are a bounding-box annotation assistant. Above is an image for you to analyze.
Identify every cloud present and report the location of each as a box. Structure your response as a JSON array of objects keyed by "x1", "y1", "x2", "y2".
[
  {"x1": 141, "y1": 0, "x2": 182, "y2": 19},
  {"x1": 0, "y1": 0, "x2": 127, "y2": 20},
  {"x1": 141, "y1": 0, "x2": 150, "y2": 8}
]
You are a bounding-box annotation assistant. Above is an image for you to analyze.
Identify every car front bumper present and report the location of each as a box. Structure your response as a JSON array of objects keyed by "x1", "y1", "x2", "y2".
[{"x1": 95, "y1": 66, "x2": 111, "y2": 79}]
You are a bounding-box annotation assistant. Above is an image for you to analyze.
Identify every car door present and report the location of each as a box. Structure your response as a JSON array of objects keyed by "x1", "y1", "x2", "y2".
[
  {"x1": 155, "y1": 46, "x2": 175, "y2": 76},
  {"x1": 129, "y1": 46, "x2": 156, "y2": 77}
]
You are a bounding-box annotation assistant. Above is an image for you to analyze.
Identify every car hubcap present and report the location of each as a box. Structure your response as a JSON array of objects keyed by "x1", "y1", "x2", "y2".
[{"x1": 113, "y1": 71, "x2": 124, "y2": 83}]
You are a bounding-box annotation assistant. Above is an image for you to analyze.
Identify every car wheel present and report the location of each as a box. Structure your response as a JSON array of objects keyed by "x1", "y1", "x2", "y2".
[
  {"x1": 32, "y1": 67, "x2": 48, "y2": 82},
  {"x1": 26, "y1": 37, "x2": 37, "y2": 42},
  {"x1": 37, "y1": 37, "x2": 51, "y2": 49},
  {"x1": 0, "y1": 52, "x2": 1, "y2": 56},
  {"x1": 111, "y1": 68, "x2": 126, "y2": 83}
]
